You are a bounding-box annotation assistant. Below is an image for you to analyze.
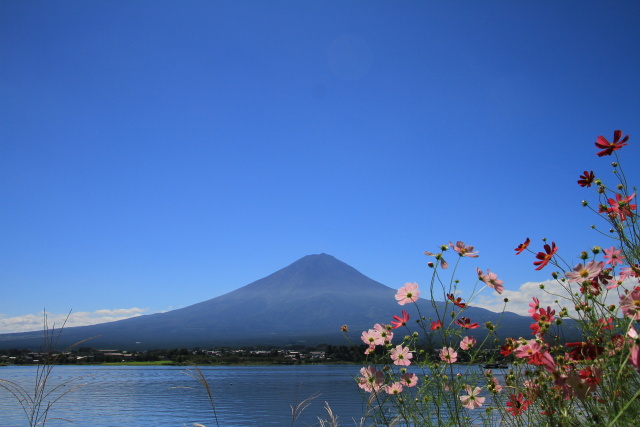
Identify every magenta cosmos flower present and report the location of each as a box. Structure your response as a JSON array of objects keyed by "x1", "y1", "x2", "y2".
[
  {"x1": 439, "y1": 347, "x2": 458, "y2": 364},
  {"x1": 620, "y1": 287, "x2": 640, "y2": 320},
  {"x1": 395, "y1": 282, "x2": 420, "y2": 305},
  {"x1": 450, "y1": 241, "x2": 479, "y2": 257},
  {"x1": 565, "y1": 260, "x2": 604, "y2": 283},
  {"x1": 459, "y1": 385, "x2": 485, "y2": 410},
  {"x1": 390, "y1": 344, "x2": 413, "y2": 366}
]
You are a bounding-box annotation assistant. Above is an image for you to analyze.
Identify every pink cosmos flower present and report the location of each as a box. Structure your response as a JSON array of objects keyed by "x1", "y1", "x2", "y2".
[
  {"x1": 373, "y1": 323, "x2": 393, "y2": 345},
  {"x1": 390, "y1": 344, "x2": 413, "y2": 366},
  {"x1": 439, "y1": 347, "x2": 458, "y2": 364},
  {"x1": 620, "y1": 287, "x2": 640, "y2": 320},
  {"x1": 361, "y1": 329, "x2": 379, "y2": 347},
  {"x1": 390, "y1": 310, "x2": 410, "y2": 329},
  {"x1": 565, "y1": 260, "x2": 604, "y2": 283},
  {"x1": 528, "y1": 297, "x2": 540, "y2": 316},
  {"x1": 358, "y1": 366, "x2": 384, "y2": 393},
  {"x1": 514, "y1": 340, "x2": 543, "y2": 359},
  {"x1": 385, "y1": 382, "x2": 403, "y2": 395},
  {"x1": 459, "y1": 385, "x2": 485, "y2": 410},
  {"x1": 603, "y1": 246, "x2": 626, "y2": 266},
  {"x1": 450, "y1": 241, "x2": 479, "y2": 257},
  {"x1": 488, "y1": 376, "x2": 503, "y2": 393},
  {"x1": 460, "y1": 336, "x2": 477, "y2": 350},
  {"x1": 401, "y1": 372, "x2": 418, "y2": 387},
  {"x1": 395, "y1": 282, "x2": 420, "y2": 305},
  {"x1": 620, "y1": 264, "x2": 640, "y2": 281},
  {"x1": 627, "y1": 326, "x2": 640, "y2": 372},
  {"x1": 477, "y1": 268, "x2": 504, "y2": 294}
]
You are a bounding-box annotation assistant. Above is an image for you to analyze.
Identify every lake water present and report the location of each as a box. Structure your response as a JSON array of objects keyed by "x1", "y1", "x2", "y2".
[{"x1": 0, "y1": 364, "x2": 371, "y2": 426}]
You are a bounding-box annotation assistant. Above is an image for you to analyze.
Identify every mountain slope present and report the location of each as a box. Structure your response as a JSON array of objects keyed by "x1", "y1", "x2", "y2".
[{"x1": 0, "y1": 254, "x2": 536, "y2": 349}]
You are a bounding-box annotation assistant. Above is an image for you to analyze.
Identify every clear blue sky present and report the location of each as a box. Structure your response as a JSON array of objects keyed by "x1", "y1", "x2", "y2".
[{"x1": 2, "y1": 1, "x2": 639, "y2": 332}]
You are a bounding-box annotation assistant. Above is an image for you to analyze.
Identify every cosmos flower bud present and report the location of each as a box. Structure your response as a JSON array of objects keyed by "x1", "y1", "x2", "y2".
[
  {"x1": 580, "y1": 251, "x2": 589, "y2": 260},
  {"x1": 611, "y1": 162, "x2": 618, "y2": 167},
  {"x1": 582, "y1": 200, "x2": 589, "y2": 206},
  {"x1": 592, "y1": 246, "x2": 601, "y2": 254}
]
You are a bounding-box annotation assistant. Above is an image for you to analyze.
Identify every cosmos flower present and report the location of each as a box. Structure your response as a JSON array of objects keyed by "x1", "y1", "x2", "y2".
[
  {"x1": 606, "y1": 193, "x2": 636, "y2": 221},
  {"x1": 577, "y1": 170, "x2": 595, "y2": 187},
  {"x1": 506, "y1": 393, "x2": 531, "y2": 416},
  {"x1": 430, "y1": 320, "x2": 443, "y2": 330},
  {"x1": 385, "y1": 382, "x2": 403, "y2": 395},
  {"x1": 595, "y1": 129, "x2": 629, "y2": 157},
  {"x1": 514, "y1": 238, "x2": 530, "y2": 255},
  {"x1": 533, "y1": 242, "x2": 558, "y2": 270},
  {"x1": 477, "y1": 268, "x2": 504, "y2": 294},
  {"x1": 460, "y1": 336, "x2": 477, "y2": 350},
  {"x1": 459, "y1": 385, "x2": 485, "y2": 410},
  {"x1": 565, "y1": 260, "x2": 604, "y2": 283},
  {"x1": 439, "y1": 347, "x2": 458, "y2": 364},
  {"x1": 450, "y1": 241, "x2": 479, "y2": 258},
  {"x1": 447, "y1": 293, "x2": 467, "y2": 308},
  {"x1": 620, "y1": 287, "x2": 640, "y2": 320},
  {"x1": 358, "y1": 366, "x2": 384, "y2": 393},
  {"x1": 603, "y1": 246, "x2": 625, "y2": 266},
  {"x1": 400, "y1": 372, "x2": 418, "y2": 387},
  {"x1": 390, "y1": 310, "x2": 410, "y2": 329},
  {"x1": 390, "y1": 344, "x2": 413, "y2": 366},
  {"x1": 455, "y1": 317, "x2": 480, "y2": 329},
  {"x1": 395, "y1": 282, "x2": 420, "y2": 305}
]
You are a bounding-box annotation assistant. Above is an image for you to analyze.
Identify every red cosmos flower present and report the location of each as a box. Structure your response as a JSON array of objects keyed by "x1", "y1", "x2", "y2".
[
  {"x1": 595, "y1": 130, "x2": 629, "y2": 157},
  {"x1": 430, "y1": 320, "x2": 443, "y2": 330},
  {"x1": 530, "y1": 307, "x2": 555, "y2": 335},
  {"x1": 606, "y1": 193, "x2": 637, "y2": 221},
  {"x1": 390, "y1": 310, "x2": 410, "y2": 329},
  {"x1": 506, "y1": 393, "x2": 531, "y2": 416},
  {"x1": 566, "y1": 341, "x2": 603, "y2": 361},
  {"x1": 455, "y1": 317, "x2": 480, "y2": 329},
  {"x1": 447, "y1": 293, "x2": 467, "y2": 308},
  {"x1": 579, "y1": 367, "x2": 602, "y2": 386},
  {"x1": 533, "y1": 242, "x2": 558, "y2": 270},
  {"x1": 500, "y1": 338, "x2": 517, "y2": 356},
  {"x1": 577, "y1": 170, "x2": 595, "y2": 187},
  {"x1": 514, "y1": 238, "x2": 530, "y2": 255}
]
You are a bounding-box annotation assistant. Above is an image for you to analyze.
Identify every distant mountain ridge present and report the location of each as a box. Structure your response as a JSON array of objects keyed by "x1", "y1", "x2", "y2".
[{"x1": 0, "y1": 254, "x2": 536, "y2": 350}]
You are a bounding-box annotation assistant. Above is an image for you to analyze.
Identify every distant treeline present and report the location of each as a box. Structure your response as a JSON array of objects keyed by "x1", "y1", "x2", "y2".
[{"x1": 0, "y1": 342, "x2": 505, "y2": 366}]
